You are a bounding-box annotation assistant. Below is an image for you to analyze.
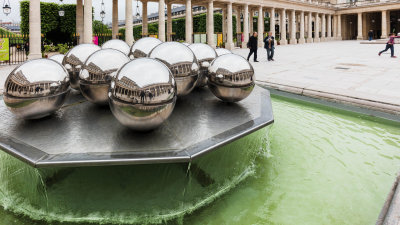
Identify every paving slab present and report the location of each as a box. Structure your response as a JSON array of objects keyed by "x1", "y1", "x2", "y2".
[{"x1": 233, "y1": 40, "x2": 400, "y2": 114}]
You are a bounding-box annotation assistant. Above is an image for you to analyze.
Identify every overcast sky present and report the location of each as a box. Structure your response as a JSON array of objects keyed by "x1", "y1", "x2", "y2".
[{"x1": 2, "y1": 0, "x2": 162, "y2": 23}]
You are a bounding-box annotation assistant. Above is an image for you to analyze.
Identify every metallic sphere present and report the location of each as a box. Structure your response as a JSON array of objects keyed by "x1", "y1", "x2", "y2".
[
  {"x1": 79, "y1": 49, "x2": 130, "y2": 105},
  {"x1": 49, "y1": 54, "x2": 65, "y2": 64},
  {"x1": 188, "y1": 43, "x2": 217, "y2": 87},
  {"x1": 215, "y1": 48, "x2": 232, "y2": 56},
  {"x1": 109, "y1": 58, "x2": 177, "y2": 131},
  {"x1": 149, "y1": 42, "x2": 199, "y2": 96},
  {"x1": 102, "y1": 39, "x2": 130, "y2": 55},
  {"x1": 3, "y1": 59, "x2": 70, "y2": 119},
  {"x1": 208, "y1": 54, "x2": 255, "y2": 102},
  {"x1": 62, "y1": 44, "x2": 101, "y2": 90},
  {"x1": 129, "y1": 37, "x2": 162, "y2": 59}
]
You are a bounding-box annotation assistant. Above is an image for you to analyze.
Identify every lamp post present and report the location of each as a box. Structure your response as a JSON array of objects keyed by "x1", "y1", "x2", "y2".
[
  {"x1": 58, "y1": 0, "x2": 65, "y2": 17},
  {"x1": 3, "y1": 0, "x2": 11, "y2": 16},
  {"x1": 100, "y1": 0, "x2": 106, "y2": 43}
]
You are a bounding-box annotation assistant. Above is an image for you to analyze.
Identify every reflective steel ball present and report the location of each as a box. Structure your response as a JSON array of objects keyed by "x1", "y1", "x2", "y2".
[
  {"x1": 215, "y1": 48, "x2": 232, "y2": 56},
  {"x1": 129, "y1": 37, "x2": 162, "y2": 59},
  {"x1": 109, "y1": 58, "x2": 177, "y2": 131},
  {"x1": 149, "y1": 42, "x2": 199, "y2": 96},
  {"x1": 188, "y1": 43, "x2": 217, "y2": 87},
  {"x1": 79, "y1": 49, "x2": 130, "y2": 105},
  {"x1": 62, "y1": 44, "x2": 101, "y2": 90},
  {"x1": 49, "y1": 54, "x2": 65, "y2": 64},
  {"x1": 3, "y1": 59, "x2": 70, "y2": 119},
  {"x1": 208, "y1": 54, "x2": 255, "y2": 102},
  {"x1": 102, "y1": 39, "x2": 130, "y2": 55}
]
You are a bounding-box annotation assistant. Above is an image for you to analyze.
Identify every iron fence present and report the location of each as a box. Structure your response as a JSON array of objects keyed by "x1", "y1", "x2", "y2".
[{"x1": 0, "y1": 34, "x2": 29, "y2": 66}]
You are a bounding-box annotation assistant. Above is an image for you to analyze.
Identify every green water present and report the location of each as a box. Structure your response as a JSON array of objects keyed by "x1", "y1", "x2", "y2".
[{"x1": 1, "y1": 95, "x2": 400, "y2": 225}]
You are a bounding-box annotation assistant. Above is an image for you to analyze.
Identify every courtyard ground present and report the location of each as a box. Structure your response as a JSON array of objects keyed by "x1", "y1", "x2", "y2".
[
  {"x1": 0, "y1": 40, "x2": 399, "y2": 114},
  {"x1": 232, "y1": 40, "x2": 400, "y2": 114}
]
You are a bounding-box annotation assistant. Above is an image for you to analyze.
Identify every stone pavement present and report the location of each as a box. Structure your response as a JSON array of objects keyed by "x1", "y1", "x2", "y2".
[{"x1": 233, "y1": 40, "x2": 400, "y2": 115}]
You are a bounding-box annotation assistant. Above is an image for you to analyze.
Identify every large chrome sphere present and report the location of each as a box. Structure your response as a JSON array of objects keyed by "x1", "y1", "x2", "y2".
[
  {"x1": 62, "y1": 44, "x2": 101, "y2": 90},
  {"x1": 149, "y1": 42, "x2": 199, "y2": 96},
  {"x1": 215, "y1": 48, "x2": 232, "y2": 56},
  {"x1": 129, "y1": 37, "x2": 162, "y2": 59},
  {"x1": 3, "y1": 59, "x2": 70, "y2": 119},
  {"x1": 188, "y1": 43, "x2": 217, "y2": 87},
  {"x1": 49, "y1": 54, "x2": 65, "y2": 64},
  {"x1": 102, "y1": 39, "x2": 130, "y2": 55},
  {"x1": 109, "y1": 58, "x2": 177, "y2": 131},
  {"x1": 208, "y1": 54, "x2": 255, "y2": 102},
  {"x1": 79, "y1": 49, "x2": 130, "y2": 105}
]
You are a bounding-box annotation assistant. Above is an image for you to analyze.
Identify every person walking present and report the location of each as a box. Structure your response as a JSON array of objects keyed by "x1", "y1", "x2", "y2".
[
  {"x1": 264, "y1": 31, "x2": 275, "y2": 61},
  {"x1": 378, "y1": 33, "x2": 400, "y2": 58},
  {"x1": 247, "y1": 32, "x2": 259, "y2": 62},
  {"x1": 368, "y1": 30, "x2": 373, "y2": 41}
]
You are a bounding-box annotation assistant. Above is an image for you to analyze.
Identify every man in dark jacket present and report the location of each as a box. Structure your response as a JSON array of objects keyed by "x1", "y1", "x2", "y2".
[
  {"x1": 368, "y1": 30, "x2": 373, "y2": 41},
  {"x1": 264, "y1": 31, "x2": 275, "y2": 61},
  {"x1": 247, "y1": 32, "x2": 259, "y2": 62}
]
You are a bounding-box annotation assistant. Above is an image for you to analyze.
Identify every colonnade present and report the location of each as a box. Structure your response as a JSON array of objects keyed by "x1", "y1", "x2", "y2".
[
  {"x1": 27, "y1": 0, "x2": 399, "y2": 59},
  {"x1": 137, "y1": 1, "x2": 342, "y2": 50}
]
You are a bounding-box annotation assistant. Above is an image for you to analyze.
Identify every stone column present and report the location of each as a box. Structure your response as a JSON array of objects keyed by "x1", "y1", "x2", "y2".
[
  {"x1": 257, "y1": 6, "x2": 264, "y2": 47},
  {"x1": 158, "y1": 0, "x2": 166, "y2": 41},
  {"x1": 307, "y1": 12, "x2": 313, "y2": 43},
  {"x1": 185, "y1": 0, "x2": 192, "y2": 43},
  {"x1": 28, "y1": 0, "x2": 41, "y2": 59},
  {"x1": 290, "y1": 10, "x2": 297, "y2": 44},
  {"x1": 321, "y1": 14, "x2": 326, "y2": 41},
  {"x1": 357, "y1": 12, "x2": 363, "y2": 40},
  {"x1": 299, "y1": 11, "x2": 305, "y2": 44},
  {"x1": 249, "y1": 9, "x2": 254, "y2": 34},
  {"x1": 270, "y1": 8, "x2": 275, "y2": 37},
  {"x1": 243, "y1": 4, "x2": 249, "y2": 46},
  {"x1": 337, "y1": 14, "x2": 342, "y2": 40},
  {"x1": 76, "y1": 0, "x2": 84, "y2": 44},
  {"x1": 381, "y1": 10, "x2": 388, "y2": 39},
  {"x1": 83, "y1": 0, "x2": 93, "y2": 44},
  {"x1": 314, "y1": 13, "x2": 320, "y2": 42},
  {"x1": 236, "y1": 7, "x2": 241, "y2": 33},
  {"x1": 112, "y1": 0, "x2": 119, "y2": 39},
  {"x1": 222, "y1": 8, "x2": 227, "y2": 42},
  {"x1": 125, "y1": 0, "x2": 134, "y2": 45},
  {"x1": 333, "y1": 15, "x2": 337, "y2": 39},
  {"x1": 167, "y1": 3, "x2": 172, "y2": 41},
  {"x1": 280, "y1": 9, "x2": 287, "y2": 45},
  {"x1": 142, "y1": 1, "x2": 148, "y2": 36},
  {"x1": 226, "y1": 2, "x2": 234, "y2": 49},
  {"x1": 207, "y1": 0, "x2": 215, "y2": 47},
  {"x1": 327, "y1": 14, "x2": 332, "y2": 40}
]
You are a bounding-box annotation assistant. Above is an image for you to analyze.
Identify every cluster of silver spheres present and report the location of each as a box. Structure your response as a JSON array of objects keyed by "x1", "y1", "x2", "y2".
[{"x1": 3, "y1": 38, "x2": 255, "y2": 130}]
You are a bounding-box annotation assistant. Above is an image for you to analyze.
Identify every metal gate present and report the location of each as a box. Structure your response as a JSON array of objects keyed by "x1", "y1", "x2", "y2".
[{"x1": 0, "y1": 34, "x2": 28, "y2": 65}]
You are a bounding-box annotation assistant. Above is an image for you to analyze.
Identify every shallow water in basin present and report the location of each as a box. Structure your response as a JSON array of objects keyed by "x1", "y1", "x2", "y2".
[{"x1": 1, "y1": 95, "x2": 400, "y2": 225}]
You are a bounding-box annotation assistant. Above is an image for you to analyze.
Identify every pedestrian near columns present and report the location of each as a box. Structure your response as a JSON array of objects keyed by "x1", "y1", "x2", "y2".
[
  {"x1": 378, "y1": 33, "x2": 400, "y2": 58},
  {"x1": 247, "y1": 32, "x2": 259, "y2": 62},
  {"x1": 368, "y1": 30, "x2": 373, "y2": 41},
  {"x1": 264, "y1": 31, "x2": 275, "y2": 61}
]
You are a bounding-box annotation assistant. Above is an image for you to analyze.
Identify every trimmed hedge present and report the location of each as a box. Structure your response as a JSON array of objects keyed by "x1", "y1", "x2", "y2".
[
  {"x1": 121, "y1": 13, "x2": 273, "y2": 41},
  {"x1": 121, "y1": 13, "x2": 238, "y2": 41}
]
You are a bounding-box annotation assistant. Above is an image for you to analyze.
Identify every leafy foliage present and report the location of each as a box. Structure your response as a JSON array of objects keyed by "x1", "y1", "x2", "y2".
[{"x1": 93, "y1": 20, "x2": 112, "y2": 34}]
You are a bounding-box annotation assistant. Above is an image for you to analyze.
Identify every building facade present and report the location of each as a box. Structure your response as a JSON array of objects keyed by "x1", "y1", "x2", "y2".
[{"x1": 25, "y1": 0, "x2": 400, "y2": 59}]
